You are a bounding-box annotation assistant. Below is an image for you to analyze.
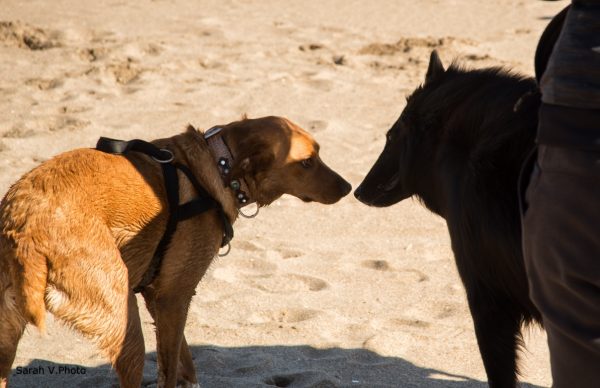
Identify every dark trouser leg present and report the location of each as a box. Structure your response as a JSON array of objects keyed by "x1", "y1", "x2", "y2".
[{"x1": 522, "y1": 137, "x2": 600, "y2": 387}]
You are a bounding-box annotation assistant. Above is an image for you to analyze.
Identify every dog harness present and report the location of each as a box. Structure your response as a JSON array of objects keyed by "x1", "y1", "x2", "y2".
[{"x1": 95, "y1": 137, "x2": 234, "y2": 293}]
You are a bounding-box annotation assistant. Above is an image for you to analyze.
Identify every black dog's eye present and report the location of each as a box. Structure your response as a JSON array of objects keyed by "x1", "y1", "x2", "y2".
[
  {"x1": 386, "y1": 132, "x2": 393, "y2": 142},
  {"x1": 301, "y1": 158, "x2": 313, "y2": 168}
]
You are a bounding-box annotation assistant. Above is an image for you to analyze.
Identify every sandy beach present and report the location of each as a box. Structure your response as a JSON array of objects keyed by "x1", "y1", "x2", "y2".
[{"x1": 1, "y1": 1, "x2": 567, "y2": 386}]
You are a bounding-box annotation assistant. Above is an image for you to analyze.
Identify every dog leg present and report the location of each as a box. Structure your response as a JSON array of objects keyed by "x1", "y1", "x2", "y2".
[
  {"x1": 0, "y1": 277, "x2": 27, "y2": 388},
  {"x1": 152, "y1": 293, "x2": 192, "y2": 388},
  {"x1": 111, "y1": 291, "x2": 145, "y2": 388},
  {"x1": 142, "y1": 288, "x2": 198, "y2": 386},
  {"x1": 44, "y1": 230, "x2": 145, "y2": 388},
  {"x1": 49, "y1": 283, "x2": 145, "y2": 388},
  {"x1": 467, "y1": 289, "x2": 522, "y2": 388}
]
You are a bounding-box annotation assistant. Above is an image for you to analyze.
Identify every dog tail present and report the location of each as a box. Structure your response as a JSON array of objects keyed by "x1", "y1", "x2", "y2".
[
  {"x1": 21, "y1": 247, "x2": 48, "y2": 333},
  {"x1": 0, "y1": 242, "x2": 48, "y2": 334}
]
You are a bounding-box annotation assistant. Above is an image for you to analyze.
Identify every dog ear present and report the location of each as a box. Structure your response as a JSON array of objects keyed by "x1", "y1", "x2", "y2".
[
  {"x1": 425, "y1": 50, "x2": 445, "y2": 85},
  {"x1": 230, "y1": 139, "x2": 275, "y2": 180}
]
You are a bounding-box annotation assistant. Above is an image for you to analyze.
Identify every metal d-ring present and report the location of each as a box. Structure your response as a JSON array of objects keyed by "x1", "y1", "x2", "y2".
[
  {"x1": 218, "y1": 242, "x2": 231, "y2": 257},
  {"x1": 152, "y1": 149, "x2": 174, "y2": 164},
  {"x1": 238, "y1": 203, "x2": 259, "y2": 219}
]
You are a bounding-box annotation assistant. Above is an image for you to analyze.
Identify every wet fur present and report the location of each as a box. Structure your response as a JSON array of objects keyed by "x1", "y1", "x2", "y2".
[{"x1": 0, "y1": 116, "x2": 350, "y2": 388}]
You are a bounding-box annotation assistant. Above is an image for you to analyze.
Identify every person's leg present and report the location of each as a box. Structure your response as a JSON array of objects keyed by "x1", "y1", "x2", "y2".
[{"x1": 523, "y1": 106, "x2": 600, "y2": 387}]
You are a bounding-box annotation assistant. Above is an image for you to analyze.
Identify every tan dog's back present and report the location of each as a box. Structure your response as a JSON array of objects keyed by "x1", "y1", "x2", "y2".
[{"x1": 0, "y1": 148, "x2": 166, "y2": 385}]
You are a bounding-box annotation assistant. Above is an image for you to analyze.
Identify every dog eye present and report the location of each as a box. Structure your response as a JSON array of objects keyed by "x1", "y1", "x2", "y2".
[
  {"x1": 301, "y1": 158, "x2": 313, "y2": 168},
  {"x1": 386, "y1": 132, "x2": 392, "y2": 142}
]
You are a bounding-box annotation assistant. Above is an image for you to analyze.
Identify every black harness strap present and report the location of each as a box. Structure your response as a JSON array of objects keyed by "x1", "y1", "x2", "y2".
[
  {"x1": 133, "y1": 162, "x2": 179, "y2": 293},
  {"x1": 174, "y1": 162, "x2": 235, "y2": 241},
  {"x1": 95, "y1": 137, "x2": 233, "y2": 293}
]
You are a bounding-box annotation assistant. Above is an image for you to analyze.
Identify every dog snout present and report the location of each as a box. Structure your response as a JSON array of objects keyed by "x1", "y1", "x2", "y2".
[
  {"x1": 354, "y1": 185, "x2": 363, "y2": 200},
  {"x1": 340, "y1": 179, "x2": 352, "y2": 197}
]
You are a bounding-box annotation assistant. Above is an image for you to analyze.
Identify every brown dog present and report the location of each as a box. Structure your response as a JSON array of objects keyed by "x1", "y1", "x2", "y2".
[{"x1": 0, "y1": 116, "x2": 351, "y2": 388}]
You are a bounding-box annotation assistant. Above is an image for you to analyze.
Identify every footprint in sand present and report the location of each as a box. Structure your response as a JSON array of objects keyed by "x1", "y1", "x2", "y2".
[
  {"x1": 361, "y1": 259, "x2": 391, "y2": 271},
  {"x1": 77, "y1": 47, "x2": 110, "y2": 62},
  {"x1": 249, "y1": 273, "x2": 328, "y2": 294},
  {"x1": 235, "y1": 240, "x2": 265, "y2": 252},
  {"x1": 2, "y1": 116, "x2": 89, "y2": 138},
  {"x1": 361, "y1": 260, "x2": 429, "y2": 283},
  {"x1": 58, "y1": 105, "x2": 91, "y2": 114},
  {"x1": 304, "y1": 77, "x2": 334, "y2": 92},
  {"x1": 280, "y1": 248, "x2": 304, "y2": 259},
  {"x1": 389, "y1": 317, "x2": 431, "y2": 329},
  {"x1": 435, "y1": 303, "x2": 462, "y2": 320},
  {"x1": 2, "y1": 124, "x2": 36, "y2": 138},
  {"x1": 0, "y1": 21, "x2": 61, "y2": 50},
  {"x1": 248, "y1": 308, "x2": 321, "y2": 324},
  {"x1": 264, "y1": 372, "x2": 339, "y2": 387},
  {"x1": 25, "y1": 78, "x2": 63, "y2": 90},
  {"x1": 231, "y1": 257, "x2": 278, "y2": 273},
  {"x1": 106, "y1": 59, "x2": 143, "y2": 85},
  {"x1": 47, "y1": 116, "x2": 90, "y2": 133},
  {"x1": 401, "y1": 268, "x2": 429, "y2": 282},
  {"x1": 298, "y1": 43, "x2": 325, "y2": 52},
  {"x1": 305, "y1": 120, "x2": 328, "y2": 133},
  {"x1": 233, "y1": 357, "x2": 274, "y2": 375},
  {"x1": 264, "y1": 374, "x2": 295, "y2": 388},
  {"x1": 358, "y1": 36, "x2": 473, "y2": 56},
  {"x1": 460, "y1": 53, "x2": 492, "y2": 62}
]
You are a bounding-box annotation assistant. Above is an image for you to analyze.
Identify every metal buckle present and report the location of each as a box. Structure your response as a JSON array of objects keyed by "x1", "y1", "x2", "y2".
[
  {"x1": 152, "y1": 149, "x2": 174, "y2": 164},
  {"x1": 204, "y1": 126, "x2": 223, "y2": 139}
]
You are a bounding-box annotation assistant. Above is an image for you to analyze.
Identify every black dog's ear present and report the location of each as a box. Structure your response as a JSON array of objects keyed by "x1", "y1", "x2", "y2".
[{"x1": 425, "y1": 50, "x2": 445, "y2": 85}]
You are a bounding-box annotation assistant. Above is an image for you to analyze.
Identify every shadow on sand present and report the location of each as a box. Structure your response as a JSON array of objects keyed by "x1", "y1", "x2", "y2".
[{"x1": 10, "y1": 345, "x2": 545, "y2": 388}]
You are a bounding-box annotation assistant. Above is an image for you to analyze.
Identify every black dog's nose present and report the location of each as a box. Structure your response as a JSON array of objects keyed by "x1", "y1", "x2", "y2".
[{"x1": 354, "y1": 186, "x2": 362, "y2": 200}]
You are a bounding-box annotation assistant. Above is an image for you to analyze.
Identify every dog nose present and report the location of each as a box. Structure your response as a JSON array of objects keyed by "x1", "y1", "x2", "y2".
[
  {"x1": 354, "y1": 186, "x2": 362, "y2": 200},
  {"x1": 341, "y1": 180, "x2": 352, "y2": 196}
]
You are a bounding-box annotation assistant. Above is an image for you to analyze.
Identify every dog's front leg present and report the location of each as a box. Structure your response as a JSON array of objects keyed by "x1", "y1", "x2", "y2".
[
  {"x1": 153, "y1": 293, "x2": 194, "y2": 388},
  {"x1": 142, "y1": 288, "x2": 197, "y2": 387}
]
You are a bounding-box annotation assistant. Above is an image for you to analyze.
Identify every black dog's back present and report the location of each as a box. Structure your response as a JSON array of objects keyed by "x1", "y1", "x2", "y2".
[{"x1": 355, "y1": 52, "x2": 542, "y2": 387}]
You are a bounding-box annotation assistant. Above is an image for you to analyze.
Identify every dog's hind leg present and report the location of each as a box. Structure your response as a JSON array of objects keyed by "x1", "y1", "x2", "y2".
[
  {"x1": 112, "y1": 291, "x2": 145, "y2": 388},
  {"x1": 45, "y1": 228, "x2": 145, "y2": 388},
  {"x1": 142, "y1": 287, "x2": 197, "y2": 387},
  {"x1": 467, "y1": 289, "x2": 522, "y2": 388},
  {"x1": 0, "y1": 274, "x2": 27, "y2": 388},
  {"x1": 47, "y1": 273, "x2": 145, "y2": 388}
]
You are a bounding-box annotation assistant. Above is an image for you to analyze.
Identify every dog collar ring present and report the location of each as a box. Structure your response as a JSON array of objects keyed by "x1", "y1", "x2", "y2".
[
  {"x1": 218, "y1": 242, "x2": 231, "y2": 257},
  {"x1": 238, "y1": 203, "x2": 259, "y2": 219},
  {"x1": 152, "y1": 149, "x2": 174, "y2": 164}
]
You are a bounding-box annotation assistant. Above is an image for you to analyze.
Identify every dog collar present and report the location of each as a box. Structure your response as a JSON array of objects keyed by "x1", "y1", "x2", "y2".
[{"x1": 204, "y1": 126, "x2": 254, "y2": 209}]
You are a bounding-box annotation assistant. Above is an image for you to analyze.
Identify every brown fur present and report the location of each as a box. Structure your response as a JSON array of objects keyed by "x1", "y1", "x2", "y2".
[{"x1": 0, "y1": 116, "x2": 351, "y2": 388}]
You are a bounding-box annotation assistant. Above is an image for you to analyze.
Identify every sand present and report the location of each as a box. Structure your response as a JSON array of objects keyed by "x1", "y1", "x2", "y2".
[{"x1": 0, "y1": 0, "x2": 567, "y2": 387}]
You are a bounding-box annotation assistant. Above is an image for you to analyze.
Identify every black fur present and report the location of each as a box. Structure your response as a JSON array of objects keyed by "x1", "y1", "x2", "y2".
[{"x1": 355, "y1": 51, "x2": 542, "y2": 387}]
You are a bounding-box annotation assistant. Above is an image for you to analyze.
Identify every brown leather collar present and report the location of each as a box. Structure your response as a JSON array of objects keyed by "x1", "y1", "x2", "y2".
[{"x1": 204, "y1": 126, "x2": 254, "y2": 208}]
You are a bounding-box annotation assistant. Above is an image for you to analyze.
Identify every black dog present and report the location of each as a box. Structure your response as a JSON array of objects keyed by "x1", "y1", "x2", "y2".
[{"x1": 354, "y1": 51, "x2": 543, "y2": 387}]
